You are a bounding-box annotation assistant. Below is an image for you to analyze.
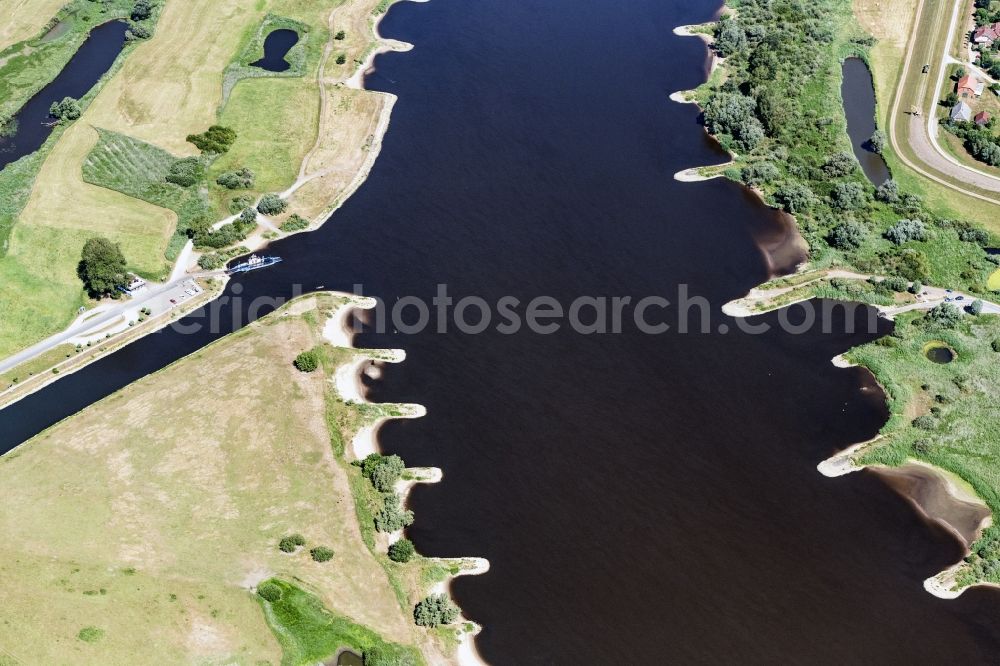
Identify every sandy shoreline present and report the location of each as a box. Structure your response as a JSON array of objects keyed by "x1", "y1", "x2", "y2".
[{"x1": 321, "y1": 295, "x2": 490, "y2": 665}]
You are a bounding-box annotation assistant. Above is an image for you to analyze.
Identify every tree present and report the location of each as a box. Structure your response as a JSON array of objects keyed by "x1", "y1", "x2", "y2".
[
  {"x1": 257, "y1": 193, "x2": 288, "y2": 215},
  {"x1": 924, "y1": 302, "x2": 961, "y2": 328},
  {"x1": 388, "y1": 538, "x2": 416, "y2": 563},
  {"x1": 374, "y1": 494, "x2": 414, "y2": 532},
  {"x1": 336, "y1": 54, "x2": 347, "y2": 65},
  {"x1": 829, "y1": 182, "x2": 867, "y2": 210},
  {"x1": 828, "y1": 220, "x2": 866, "y2": 250},
  {"x1": 703, "y1": 92, "x2": 766, "y2": 152},
  {"x1": 968, "y1": 299, "x2": 984, "y2": 315},
  {"x1": 310, "y1": 546, "x2": 334, "y2": 562},
  {"x1": 714, "y1": 19, "x2": 747, "y2": 57},
  {"x1": 198, "y1": 253, "x2": 224, "y2": 270},
  {"x1": 335, "y1": 30, "x2": 346, "y2": 40},
  {"x1": 774, "y1": 183, "x2": 815, "y2": 214},
  {"x1": 49, "y1": 97, "x2": 81, "y2": 121},
  {"x1": 257, "y1": 582, "x2": 282, "y2": 602},
  {"x1": 131, "y1": 0, "x2": 153, "y2": 21},
  {"x1": 165, "y1": 157, "x2": 204, "y2": 187},
  {"x1": 78, "y1": 237, "x2": 128, "y2": 296},
  {"x1": 885, "y1": 218, "x2": 928, "y2": 245},
  {"x1": 740, "y1": 161, "x2": 779, "y2": 187},
  {"x1": 294, "y1": 350, "x2": 319, "y2": 372},
  {"x1": 369, "y1": 454, "x2": 405, "y2": 492},
  {"x1": 909, "y1": 280, "x2": 923, "y2": 295},
  {"x1": 868, "y1": 129, "x2": 886, "y2": 153},
  {"x1": 413, "y1": 594, "x2": 459, "y2": 627}
]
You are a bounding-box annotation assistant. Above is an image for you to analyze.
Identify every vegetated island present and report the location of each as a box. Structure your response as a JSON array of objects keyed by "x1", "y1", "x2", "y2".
[
  {"x1": 676, "y1": 0, "x2": 1000, "y2": 596},
  {"x1": 0, "y1": 0, "x2": 410, "y2": 393},
  {"x1": 0, "y1": 292, "x2": 487, "y2": 664}
]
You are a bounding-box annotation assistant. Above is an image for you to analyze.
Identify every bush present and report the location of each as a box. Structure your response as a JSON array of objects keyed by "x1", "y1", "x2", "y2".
[
  {"x1": 774, "y1": 183, "x2": 815, "y2": 214},
  {"x1": 703, "y1": 91, "x2": 765, "y2": 151},
  {"x1": 909, "y1": 280, "x2": 923, "y2": 294},
  {"x1": 829, "y1": 182, "x2": 867, "y2": 210},
  {"x1": 388, "y1": 538, "x2": 416, "y2": 563},
  {"x1": 881, "y1": 276, "x2": 908, "y2": 292},
  {"x1": 740, "y1": 161, "x2": 779, "y2": 187},
  {"x1": 78, "y1": 236, "x2": 128, "y2": 296},
  {"x1": 912, "y1": 415, "x2": 937, "y2": 430},
  {"x1": 924, "y1": 302, "x2": 961, "y2": 328},
  {"x1": 958, "y1": 226, "x2": 990, "y2": 246},
  {"x1": 198, "y1": 253, "x2": 224, "y2": 270},
  {"x1": 293, "y1": 350, "x2": 319, "y2": 372},
  {"x1": 126, "y1": 22, "x2": 151, "y2": 40},
  {"x1": 992, "y1": 339, "x2": 1000, "y2": 352},
  {"x1": 257, "y1": 582, "x2": 282, "y2": 602},
  {"x1": 828, "y1": 220, "x2": 866, "y2": 250},
  {"x1": 822, "y1": 151, "x2": 857, "y2": 177},
  {"x1": 374, "y1": 494, "x2": 414, "y2": 533},
  {"x1": 77, "y1": 626, "x2": 104, "y2": 643},
  {"x1": 49, "y1": 97, "x2": 81, "y2": 121},
  {"x1": 281, "y1": 214, "x2": 310, "y2": 232},
  {"x1": 875, "y1": 179, "x2": 900, "y2": 203},
  {"x1": 413, "y1": 594, "x2": 459, "y2": 627},
  {"x1": 310, "y1": 546, "x2": 334, "y2": 562},
  {"x1": 279, "y1": 533, "x2": 306, "y2": 552},
  {"x1": 229, "y1": 194, "x2": 255, "y2": 214},
  {"x1": 165, "y1": 157, "x2": 204, "y2": 187},
  {"x1": 131, "y1": 0, "x2": 153, "y2": 21},
  {"x1": 257, "y1": 193, "x2": 288, "y2": 215},
  {"x1": 336, "y1": 53, "x2": 347, "y2": 65},
  {"x1": 216, "y1": 167, "x2": 255, "y2": 189},
  {"x1": 885, "y1": 218, "x2": 928, "y2": 245},
  {"x1": 335, "y1": 30, "x2": 346, "y2": 39},
  {"x1": 187, "y1": 125, "x2": 237, "y2": 154}
]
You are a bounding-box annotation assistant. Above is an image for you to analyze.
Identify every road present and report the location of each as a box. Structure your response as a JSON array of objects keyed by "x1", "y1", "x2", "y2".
[
  {"x1": 0, "y1": 273, "x2": 217, "y2": 375},
  {"x1": 889, "y1": 0, "x2": 1000, "y2": 205}
]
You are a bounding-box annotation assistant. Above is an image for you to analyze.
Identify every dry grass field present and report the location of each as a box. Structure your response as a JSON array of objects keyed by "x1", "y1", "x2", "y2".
[
  {"x1": 0, "y1": 295, "x2": 423, "y2": 663},
  {"x1": 0, "y1": 0, "x2": 66, "y2": 52}
]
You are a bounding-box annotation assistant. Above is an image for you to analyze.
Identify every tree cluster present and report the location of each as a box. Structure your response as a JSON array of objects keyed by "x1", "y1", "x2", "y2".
[
  {"x1": 186, "y1": 125, "x2": 237, "y2": 154},
  {"x1": 216, "y1": 167, "x2": 255, "y2": 190},
  {"x1": 49, "y1": 97, "x2": 81, "y2": 121},
  {"x1": 413, "y1": 594, "x2": 459, "y2": 627}
]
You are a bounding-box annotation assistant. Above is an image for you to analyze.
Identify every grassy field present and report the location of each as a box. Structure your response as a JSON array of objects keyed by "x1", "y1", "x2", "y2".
[
  {"x1": 849, "y1": 311, "x2": 1000, "y2": 588},
  {"x1": 0, "y1": 0, "x2": 66, "y2": 53},
  {"x1": 0, "y1": 294, "x2": 436, "y2": 663}
]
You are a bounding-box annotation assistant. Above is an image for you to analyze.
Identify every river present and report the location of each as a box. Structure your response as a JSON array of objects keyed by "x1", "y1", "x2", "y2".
[{"x1": 3, "y1": 0, "x2": 1000, "y2": 662}]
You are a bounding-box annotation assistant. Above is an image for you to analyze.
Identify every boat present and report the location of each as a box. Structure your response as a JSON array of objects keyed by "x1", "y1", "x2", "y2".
[{"x1": 226, "y1": 254, "x2": 282, "y2": 274}]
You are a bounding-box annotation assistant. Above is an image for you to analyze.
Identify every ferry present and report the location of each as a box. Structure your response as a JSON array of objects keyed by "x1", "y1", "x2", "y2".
[{"x1": 226, "y1": 254, "x2": 282, "y2": 275}]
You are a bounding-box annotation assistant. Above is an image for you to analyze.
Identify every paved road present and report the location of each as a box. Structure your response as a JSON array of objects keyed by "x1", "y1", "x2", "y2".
[{"x1": 0, "y1": 274, "x2": 216, "y2": 375}]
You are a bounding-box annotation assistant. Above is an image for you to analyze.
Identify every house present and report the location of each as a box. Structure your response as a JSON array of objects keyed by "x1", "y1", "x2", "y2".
[
  {"x1": 957, "y1": 74, "x2": 985, "y2": 98},
  {"x1": 950, "y1": 101, "x2": 973, "y2": 122},
  {"x1": 975, "y1": 110, "x2": 992, "y2": 126},
  {"x1": 974, "y1": 22, "x2": 1000, "y2": 45}
]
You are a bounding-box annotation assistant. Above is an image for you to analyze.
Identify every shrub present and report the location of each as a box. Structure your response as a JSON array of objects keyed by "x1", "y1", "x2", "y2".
[
  {"x1": 279, "y1": 533, "x2": 306, "y2": 552},
  {"x1": 257, "y1": 582, "x2": 282, "y2": 602},
  {"x1": 131, "y1": 0, "x2": 152, "y2": 21},
  {"x1": 229, "y1": 194, "x2": 255, "y2": 214},
  {"x1": 336, "y1": 53, "x2": 347, "y2": 65},
  {"x1": 187, "y1": 125, "x2": 237, "y2": 154},
  {"x1": 958, "y1": 226, "x2": 990, "y2": 246},
  {"x1": 165, "y1": 157, "x2": 204, "y2": 187},
  {"x1": 881, "y1": 276, "x2": 908, "y2": 292},
  {"x1": 374, "y1": 494, "x2": 414, "y2": 533},
  {"x1": 868, "y1": 129, "x2": 886, "y2": 153},
  {"x1": 875, "y1": 179, "x2": 900, "y2": 203},
  {"x1": 216, "y1": 167, "x2": 255, "y2": 189},
  {"x1": 774, "y1": 183, "x2": 815, "y2": 214},
  {"x1": 924, "y1": 302, "x2": 961, "y2": 328},
  {"x1": 388, "y1": 538, "x2": 416, "y2": 563},
  {"x1": 829, "y1": 182, "x2": 867, "y2": 210},
  {"x1": 281, "y1": 214, "x2": 310, "y2": 232},
  {"x1": 912, "y1": 439, "x2": 932, "y2": 454},
  {"x1": 49, "y1": 97, "x2": 81, "y2": 121},
  {"x1": 885, "y1": 218, "x2": 928, "y2": 245},
  {"x1": 968, "y1": 299, "x2": 984, "y2": 315},
  {"x1": 912, "y1": 415, "x2": 936, "y2": 430},
  {"x1": 992, "y1": 339, "x2": 1000, "y2": 352},
  {"x1": 335, "y1": 30, "x2": 346, "y2": 39},
  {"x1": 126, "y1": 22, "x2": 151, "y2": 40},
  {"x1": 78, "y1": 236, "x2": 128, "y2": 296},
  {"x1": 703, "y1": 91, "x2": 765, "y2": 151},
  {"x1": 909, "y1": 280, "x2": 923, "y2": 294},
  {"x1": 77, "y1": 626, "x2": 104, "y2": 643},
  {"x1": 828, "y1": 220, "x2": 866, "y2": 250},
  {"x1": 822, "y1": 151, "x2": 857, "y2": 177},
  {"x1": 293, "y1": 350, "x2": 319, "y2": 372},
  {"x1": 310, "y1": 546, "x2": 334, "y2": 562},
  {"x1": 413, "y1": 594, "x2": 459, "y2": 627},
  {"x1": 198, "y1": 253, "x2": 224, "y2": 270},
  {"x1": 740, "y1": 161, "x2": 779, "y2": 187},
  {"x1": 257, "y1": 194, "x2": 288, "y2": 215},
  {"x1": 365, "y1": 454, "x2": 405, "y2": 492}
]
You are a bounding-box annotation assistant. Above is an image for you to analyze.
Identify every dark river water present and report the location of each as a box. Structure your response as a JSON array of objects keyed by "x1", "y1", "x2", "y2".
[
  {"x1": 3, "y1": 0, "x2": 1000, "y2": 662},
  {"x1": 250, "y1": 28, "x2": 299, "y2": 72},
  {"x1": 841, "y1": 57, "x2": 891, "y2": 186},
  {"x1": 0, "y1": 20, "x2": 128, "y2": 171}
]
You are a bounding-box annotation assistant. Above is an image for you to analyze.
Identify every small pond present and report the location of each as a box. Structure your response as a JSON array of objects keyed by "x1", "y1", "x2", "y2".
[
  {"x1": 0, "y1": 20, "x2": 128, "y2": 172},
  {"x1": 924, "y1": 342, "x2": 956, "y2": 364},
  {"x1": 841, "y1": 57, "x2": 891, "y2": 186},
  {"x1": 250, "y1": 29, "x2": 299, "y2": 72}
]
